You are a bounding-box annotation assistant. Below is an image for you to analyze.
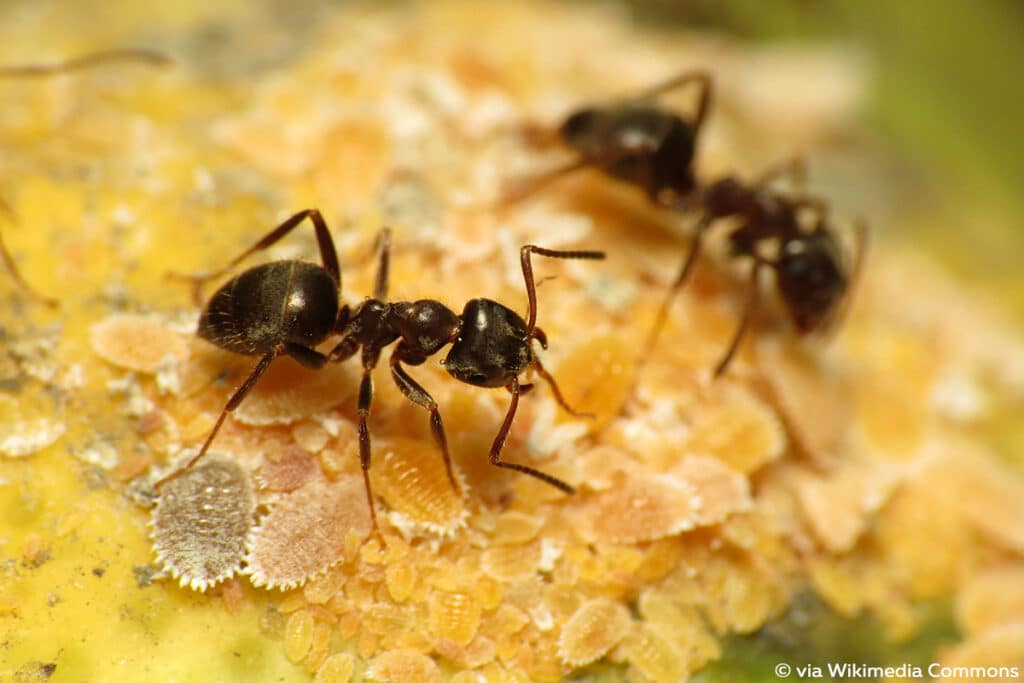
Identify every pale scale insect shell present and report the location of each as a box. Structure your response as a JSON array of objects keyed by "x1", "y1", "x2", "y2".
[
  {"x1": 481, "y1": 540, "x2": 543, "y2": 581},
  {"x1": 91, "y1": 313, "x2": 190, "y2": 374},
  {"x1": 582, "y1": 474, "x2": 700, "y2": 544},
  {"x1": 245, "y1": 475, "x2": 370, "y2": 589},
  {"x1": 557, "y1": 598, "x2": 631, "y2": 667},
  {"x1": 370, "y1": 437, "x2": 468, "y2": 533},
  {"x1": 434, "y1": 635, "x2": 497, "y2": 669},
  {"x1": 673, "y1": 455, "x2": 752, "y2": 526},
  {"x1": 150, "y1": 455, "x2": 255, "y2": 592},
  {"x1": 314, "y1": 653, "x2": 355, "y2": 683},
  {"x1": 683, "y1": 385, "x2": 787, "y2": 474},
  {"x1": 429, "y1": 590, "x2": 482, "y2": 647},
  {"x1": 366, "y1": 649, "x2": 442, "y2": 683},
  {"x1": 620, "y1": 622, "x2": 688, "y2": 683}
]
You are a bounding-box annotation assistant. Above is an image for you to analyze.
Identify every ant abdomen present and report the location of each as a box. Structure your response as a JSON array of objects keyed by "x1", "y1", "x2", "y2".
[
  {"x1": 199, "y1": 260, "x2": 338, "y2": 356},
  {"x1": 443, "y1": 299, "x2": 532, "y2": 388}
]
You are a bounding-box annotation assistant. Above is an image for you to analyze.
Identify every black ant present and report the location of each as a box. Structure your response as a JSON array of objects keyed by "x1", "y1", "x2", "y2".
[
  {"x1": 501, "y1": 71, "x2": 865, "y2": 377},
  {"x1": 648, "y1": 159, "x2": 868, "y2": 376},
  {"x1": 502, "y1": 69, "x2": 711, "y2": 207},
  {"x1": 0, "y1": 48, "x2": 172, "y2": 305},
  {"x1": 157, "y1": 210, "x2": 604, "y2": 540}
]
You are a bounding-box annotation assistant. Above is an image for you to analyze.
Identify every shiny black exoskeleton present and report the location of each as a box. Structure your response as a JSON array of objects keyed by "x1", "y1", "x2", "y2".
[
  {"x1": 649, "y1": 162, "x2": 868, "y2": 375},
  {"x1": 505, "y1": 70, "x2": 712, "y2": 206},
  {"x1": 159, "y1": 209, "x2": 604, "y2": 541},
  {"x1": 0, "y1": 48, "x2": 171, "y2": 306},
  {"x1": 199, "y1": 261, "x2": 339, "y2": 361}
]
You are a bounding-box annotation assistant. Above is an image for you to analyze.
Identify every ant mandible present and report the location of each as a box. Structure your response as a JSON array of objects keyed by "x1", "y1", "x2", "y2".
[
  {"x1": 647, "y1": 159, "x2": 868, "y2": 376},
  {"x1": 502, "y1": 69, "x2": 712, "y2": 207},
  {"x1": 0, "y1": 48, "x2": 172, "y2": 306},
  {"x1": 158, "y1": 209, "x2": 604, "y2": 540}
]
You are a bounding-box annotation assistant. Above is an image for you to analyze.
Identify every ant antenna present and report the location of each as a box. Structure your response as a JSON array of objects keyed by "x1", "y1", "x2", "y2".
[{"x1": 0, "y1": 49, "x2": 172, "y2": 78}]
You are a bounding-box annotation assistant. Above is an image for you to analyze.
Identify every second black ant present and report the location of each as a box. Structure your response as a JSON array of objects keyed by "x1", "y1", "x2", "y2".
[
  {"x1": 648, "y1": 159, "x2": 868, "y2": 376},
  {"x1": 158, "y1": 210, "x2": 604, "y2": 541},
  {"x1": 504, "y1": 70, "x2": 866, "y2": 377},
  {"x1": 502, "y1": 69, "x2": 712, "y2": 207}
]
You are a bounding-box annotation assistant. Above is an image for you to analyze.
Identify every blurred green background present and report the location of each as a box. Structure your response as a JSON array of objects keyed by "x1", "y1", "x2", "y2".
[{"x1": 619, "y1": 0, "x2": 1024, "y2": 320}]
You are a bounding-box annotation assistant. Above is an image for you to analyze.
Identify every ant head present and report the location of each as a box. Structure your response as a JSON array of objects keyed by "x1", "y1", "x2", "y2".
[
  {"x1": 775, "y1": 230, "x2": 848, "y2": 333},
  {"x1": 443, "y1": 298, "x2": 533, "y2": 388}
]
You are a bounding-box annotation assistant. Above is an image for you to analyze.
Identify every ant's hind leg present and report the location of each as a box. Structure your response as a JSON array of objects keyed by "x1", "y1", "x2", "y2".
[
  {"x1": 389, "y1": 352, "x2": 459, "y2": 494},
  {"x1": 644, "y1": 213, "x2": 713, "y2": 357},
  {"x1": 489, "y1": 377, "x2": 575, "y2": 494},
  {"x1": 714, "y1": 260, "x2": 765, "y2": 378},
  {"x1": 156, "y1": 350, "x2": 277, "y2": 488},
  {"x1": 168, "y1": 208, "x2": 340, "y2": 304}
]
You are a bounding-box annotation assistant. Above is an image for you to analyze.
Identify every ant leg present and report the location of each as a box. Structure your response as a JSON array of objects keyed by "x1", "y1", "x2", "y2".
[
  {"x1": 643, "y1": 213, "x2": 713, "y2": 356},
  {"x1": 284, "y1": 343, "x2": 328, "y2": 369},
  {"x1": 0, "y1": 48, "x2": 172, "y2": 78},
  {"x1": 328, "y1": 334, "x2": 359, "y2": 363},
  {"x1": 714, "y1": 260, "x2": 765, "y2": 378},
  {"x1": 514, "y1": 120, "x2": 564, "y2": 149},
  {"x1": 529, "y1": 350, "x2": 594, "y2": 419},
  {"x1": 756, "y1": 157, "x2": 808, "y2": 189},
  {"x1": 389, "y1": 350, "x2": 459, "y2": 494},
  {"x1": 0, "y1": 200, "x2": 57, "y2": 306},
  {"x1": 500, "y1": 130, "x2": 669, "y2": 208},
  {"x1": 498, "y1": 156, "x2": 596, "y2": 206},
  {"x1": 489, "y1": 376, "x2": 575, "y2": 494},
  {"x1": 827, "y1": 217, "x2": 870, "y2": 332},
  {"x1": 850, "y1": 218, "x2": 870, "y2": 291},
  {"x1": 355, "y1": 347, "x2": 386, "y2": 545},
  {"x1": 519, "y1": 245, "x2": 605, "y2": 335},
  {"x1": 372, "y1": 229, "x2": 392, "y2": 300},
  {"x1": 168, "y1": 208, "x2": 340, "y2": 304},
  {"x1": 156, "y1": 350, "x2": 277, "y2": 487},
  {"x1": 628, "y1": 70, "x2": 713, "y2": 132}
]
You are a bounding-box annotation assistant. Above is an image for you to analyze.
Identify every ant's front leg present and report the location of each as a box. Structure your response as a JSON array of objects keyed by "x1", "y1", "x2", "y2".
[
  {"x1": 714, "y1": 258, "x2": 768, "y2": 378},
  {"x1": 489, "y1": 376, "x2": 575, "y2": 494},
  {"x1": 644, "y1": 213, "x2": 714, "y2": 356},
  {"x1": 389, "y1": 344, "x2": 459, "y2": 495}
]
